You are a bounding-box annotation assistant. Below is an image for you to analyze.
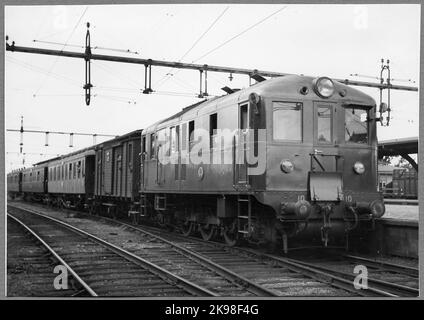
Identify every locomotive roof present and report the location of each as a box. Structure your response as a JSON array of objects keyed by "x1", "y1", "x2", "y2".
[{"x1": 144, "y1": 75, "x2": 376, "y2": 133}]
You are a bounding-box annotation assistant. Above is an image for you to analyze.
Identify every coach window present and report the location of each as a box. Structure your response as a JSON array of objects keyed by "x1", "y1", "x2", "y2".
[
  {"x1": 69, "y1": 163, "x2": 73, "y2": 179},
  {"x1": 128, "y1": 144, "x2": 133, "y2": 167},
  {"x1": 345, "y1": 106, "x2": 369, "y2": 144},
  {"x1": 82, "y1": 159, "x2": 85, "y2": 177},
  {"x1": 142, "y1": 136, "x2": 146, "y2": 155},
  {"x1": 73, "y1": 162, "x2": 77, "y2": 179},
  {"x1": 273, "y1": 102, "x2": 302, "y2": 141},
  {"x1": 317, "y1": 106, "x2": 332, "y2": 144},
  {"x1": 77, "y1": 161, "x2": 81, "y2": 178}
]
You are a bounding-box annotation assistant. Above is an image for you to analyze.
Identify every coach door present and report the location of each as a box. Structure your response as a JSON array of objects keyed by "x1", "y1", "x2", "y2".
[
  {"x1": 103, "y1": 148, "x2": 113, "y2": 195},
  {"x1": 113, "y1": 146, "x2": 123, "y2": 196},
  {"x1": 43, "y1": 167, "x2": 48, "y2": 193},
  {"x1": 235, "y1": 103, "x2": 249, "y2": 187}
]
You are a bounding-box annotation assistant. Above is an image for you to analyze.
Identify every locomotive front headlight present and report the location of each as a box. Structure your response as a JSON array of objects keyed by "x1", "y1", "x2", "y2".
[
  {"x1": 280, "y1": 160, "x2": 294, "y2": 174},
  {"x1": 353, "y1": 161, "x2": 365, "y2": 175},
  {"x1": 313, "y1": 77, "x2": 335, "y2": 98}
]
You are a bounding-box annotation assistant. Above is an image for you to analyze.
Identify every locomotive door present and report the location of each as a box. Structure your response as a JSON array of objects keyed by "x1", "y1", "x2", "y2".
[
  {"x1": 140, "y1": 135, "x2": 146, "y2": 191},
  {"x1": 235, "y1": 103, "x2": 249, "y2": 187},
  {"x1": 312, "y1": 102, "x2": 341, "y2": 172}
]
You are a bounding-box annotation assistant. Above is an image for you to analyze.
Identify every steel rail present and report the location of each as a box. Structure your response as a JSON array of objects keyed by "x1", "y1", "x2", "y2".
[
  {"x1": 90, "y1": 215, "x2": 279, "y2": 297},
  {"x1": 9, "y1": 206, "x2": 217, "y2": 297},
  {"x1": 342, "y1": 254, "x2": 419, "y2": 277},
  {"x1": 281, "y1": 257, "x2": 418, "y2": 297},
  {"x1": 87, "y1": 217, "x2": 374, "y2": 297},
  {"x1": 6, "y1": 202, "x2": 406, "y2": 297},
  {"x1": 221, "y1": 247, "x2": 398, "y2": 297},
  {"x1": 129, "y1": 223, "x2": 405, "y2": 297},
  {"x1": 7, "y1": 213, "x2": 98, "y2": 297},
  {"x1": 6, "y1": 43, "x2": 418, "y2": 92}
]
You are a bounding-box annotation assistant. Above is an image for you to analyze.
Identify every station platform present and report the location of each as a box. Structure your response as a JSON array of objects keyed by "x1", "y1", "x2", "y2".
[{"x1": 383, "y1": 204, "x2": 418, "y2": 221}]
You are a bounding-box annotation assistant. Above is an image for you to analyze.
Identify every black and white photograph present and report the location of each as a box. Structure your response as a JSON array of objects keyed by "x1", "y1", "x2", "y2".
[{"x1": 2, "y1": 2, "x2": 421, "y2": 304}]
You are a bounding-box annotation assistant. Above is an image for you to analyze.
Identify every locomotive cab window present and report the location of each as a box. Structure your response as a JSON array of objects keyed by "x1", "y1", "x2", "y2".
[
  {"x1": 273, "y1": 102, "x2": 302, "y2": 141},
  {"x1": 240, "y1": 104, "x2": 248, "y2": 131},
  {"x1": 317, "y1": 106, "x2": 332, "y2": 144},
  {"x1": 345, "y1": 106, "x2": 369, "y2": 144}
]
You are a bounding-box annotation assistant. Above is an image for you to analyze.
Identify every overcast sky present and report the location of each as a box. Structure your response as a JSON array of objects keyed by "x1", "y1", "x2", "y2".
[{"x1": 4, "y1": 4, "x2": 420, "y2": 171}]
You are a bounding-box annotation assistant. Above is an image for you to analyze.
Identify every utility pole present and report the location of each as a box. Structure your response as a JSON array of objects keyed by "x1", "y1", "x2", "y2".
[{"x1": 5, "y1": 23, "x2": 418, "y2": 107}]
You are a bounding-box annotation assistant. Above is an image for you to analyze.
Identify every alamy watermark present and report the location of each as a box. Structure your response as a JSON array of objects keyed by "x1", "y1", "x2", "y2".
[
  {"x1": 156, "y1": 128, "x2": 266, "y2": 176},
  {"x1": 353, "y1": 264, "x2": 368, "y2": 290}
]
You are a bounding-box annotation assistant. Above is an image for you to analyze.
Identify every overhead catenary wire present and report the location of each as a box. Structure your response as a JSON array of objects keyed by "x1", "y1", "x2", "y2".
[
  {"x1": 34, "y1": 6, "x2": 89, "y2": 96},
  {"x1": 33, "y1": 39, "x2": 140, "y2": 55},
  {"x1": 154, "y1": 6, "x2": 229, "y2": 89},
  {"x1": 6, "y1": 56, "x2": 81, "y2": 88},
  {"x1": 192, "y1": 6, "x2": 287, "y2": 63}
]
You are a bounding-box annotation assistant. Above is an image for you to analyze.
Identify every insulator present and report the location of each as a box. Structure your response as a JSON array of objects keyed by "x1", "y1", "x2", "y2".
[
  {"x1": 45, "y1": 132, "x2": 49, "y2": 146},
  {"x1": 69, "y1": 133, "x2": 74, "y2": 147}
]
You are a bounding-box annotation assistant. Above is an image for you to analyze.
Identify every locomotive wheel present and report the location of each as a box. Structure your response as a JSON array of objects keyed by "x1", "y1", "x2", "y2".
[
  {"x1": 199, "y1": 224, "x2": 217, "y2": 241},
  {"x1": 223, "y1": 222, "x2": 240, "y2": 246},
  {"x1": 181, "y1": 221, "x2": 194, "y2": 237}
]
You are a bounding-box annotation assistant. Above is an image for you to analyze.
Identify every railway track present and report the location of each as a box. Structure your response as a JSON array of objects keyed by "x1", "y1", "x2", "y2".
[
  {"x1": 282, "y1": 252, "x2": 418, "y2": 297},
  {"x1": 8, "y1": 206, "x2": 216, "y2": 297},
  {"x1": 118, "y1": 221, "x2": 418, "y2": 297},
  {"x1": 8, "y1": 201, "x2": 418, "y2": 297},
  {"x1": 9, "y1": 202, "x2": 355, "y2": 297},
  {"x1": 7, "y1": 216, "x2": 88, "y2": 297}
]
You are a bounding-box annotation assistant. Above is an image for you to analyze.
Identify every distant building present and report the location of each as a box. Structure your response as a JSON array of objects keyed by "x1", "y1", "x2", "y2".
[{"x1": 377, "y1": 164, "x2": 397, "y2": 190}]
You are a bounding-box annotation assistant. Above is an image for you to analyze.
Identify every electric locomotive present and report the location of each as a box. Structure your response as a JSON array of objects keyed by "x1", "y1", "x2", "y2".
[
  {"x1": 6, "y1": 74, "x2": 385, "y2": 250},
  {"x1": 139, "y1": 75, "x2": 385, "y2": 249}
]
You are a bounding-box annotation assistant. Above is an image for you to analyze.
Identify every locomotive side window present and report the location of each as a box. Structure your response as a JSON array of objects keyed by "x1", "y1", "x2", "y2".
[
  {"x1": 273, "y1": 102, "x2": 302, "y2": 141},
  {"x1": 345, "y1": 107, "x2": 369, "y2": 144},
  {"x1": 209, "y1": 113, "x2": 218, "y2": 149},
  {"x1": 317, "y1": 106, "x2": 332, "y2": 143},
  {"x1": 150, "y1": 133, "x2": 156, "y2": 159},
  {"x1": 188, "y1": 120, "x2": 195, "y2": 151}
]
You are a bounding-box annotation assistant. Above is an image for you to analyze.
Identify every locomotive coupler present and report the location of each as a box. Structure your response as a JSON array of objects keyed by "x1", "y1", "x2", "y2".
[
  {"x1": 319, "y1": 203, "x2": 333, "y2": 247},
  {"x1": 344, "y1": 206, "x2": 359, "y2": 232}
]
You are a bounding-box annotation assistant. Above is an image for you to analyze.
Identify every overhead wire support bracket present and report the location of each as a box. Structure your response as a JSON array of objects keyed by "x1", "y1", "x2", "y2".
[
  {"x1": 4, "y1": 24, "x2": 419, "y2": 107},
  {"x1": 198, "y1": 65, "x2": 209, "y2": 98},
  {"x1": 83, "y1": 22, "x2": 93, "y2": 105},
  {"x1": 379, "y1": 58, "x2": 391, "y2": 126},
  {"x1": 143, "y1": 60, "x2": 153, "y2": 94}
]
